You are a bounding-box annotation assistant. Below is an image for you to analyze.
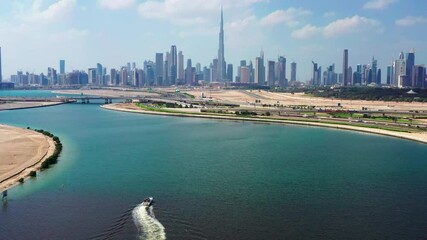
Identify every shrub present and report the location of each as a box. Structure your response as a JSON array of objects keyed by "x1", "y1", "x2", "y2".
[
  {"x1": 18, "y1": 178, "x2": 24, "y2": 183},
  {"x1": 29, "y1": 171, "x2": 37, "y2": 177}
]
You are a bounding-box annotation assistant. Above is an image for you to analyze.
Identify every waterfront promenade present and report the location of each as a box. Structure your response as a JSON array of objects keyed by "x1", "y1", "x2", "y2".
[{"x1": 102, "y1": 103, "x2": 427, "y2": 145}]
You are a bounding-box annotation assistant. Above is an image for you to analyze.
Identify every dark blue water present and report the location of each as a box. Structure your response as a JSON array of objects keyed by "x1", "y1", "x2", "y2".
[{"x1": 1, "y1": 91, "x2": 427, "y2": 239}]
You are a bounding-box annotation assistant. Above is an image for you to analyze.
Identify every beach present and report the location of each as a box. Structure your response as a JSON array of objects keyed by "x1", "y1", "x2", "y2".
[{"x1": 0, "y1": 125, "x2": 56, "y2": 191}]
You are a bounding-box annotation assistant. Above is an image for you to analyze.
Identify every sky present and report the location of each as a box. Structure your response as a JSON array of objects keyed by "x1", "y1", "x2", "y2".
[{"x1": 0, "y1": 0, "x2": 426, "y2": 82}]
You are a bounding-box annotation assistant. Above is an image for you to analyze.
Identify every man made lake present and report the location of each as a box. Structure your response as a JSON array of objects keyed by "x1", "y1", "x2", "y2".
[{"x1": 1, "y1": 90, "x2": 427, "y2": 239}]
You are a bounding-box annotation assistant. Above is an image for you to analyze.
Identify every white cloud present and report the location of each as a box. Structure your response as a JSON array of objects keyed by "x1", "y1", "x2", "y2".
[
  {"x1": 137, "y1": 0, "x2": 268, "y2": 26},
  {"x1": 290, "y1": 15, "x2": 382, "y2": 39},
  {"x1": 16, "y1": 0, "x2": 76, "y2": 23},
  {"x1": 363, "y1": 0, "x2": 398, "y2": 10},
  {"x1": 323, "y1": 12, "x2": 336, "y2": 18},
  {"x1": 291, "y1": 24, "x2": 320, "y2": 39},
  {"x1": 323, "y1": 15, "x2": 381, "y2": 38},
  {"x1": 138, "y1": 0, "x2": 221, "y2": 25},
  {"x1": 260, "y1": 8, "x2": 311, "y2": 27},
  {"x1": 98, "y1": 0, "x2": 135, "y2": 10},
  {"x1": 395, "y1": 16, "x2": 427, "y2": 27}
]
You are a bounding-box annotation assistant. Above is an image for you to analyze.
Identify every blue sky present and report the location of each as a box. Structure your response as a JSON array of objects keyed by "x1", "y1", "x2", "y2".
[{"x1": 0, "y1": 0, "x2": 426, "y2": 82}]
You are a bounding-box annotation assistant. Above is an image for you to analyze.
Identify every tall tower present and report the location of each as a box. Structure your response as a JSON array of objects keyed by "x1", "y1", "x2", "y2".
[
  {"x1": 290, "y1": 61, "x2": 297, "y2": 82},
  {"x1": 343, "y1": 49, "x2": 349, "y2": 86},
  {"x1": 406, "y1": 49, "x2": 415, "y2": 87},
  {"x1": 60, "y1": 60, "x2": 65, "y2": 74},
  {"x1": 371, "y1": 57, "x2": 377, "y2": 84},
  {"x1": 217, "y1": 6, "x2": 226, "y2": 82},
  {"x1": 170, "y1": 45, "x2": 177, "y2": 85}
]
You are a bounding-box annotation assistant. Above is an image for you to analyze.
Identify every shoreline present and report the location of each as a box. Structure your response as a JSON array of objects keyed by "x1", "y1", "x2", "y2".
[
  {"x1": 0, "y1": 101, "x2": 66, "y2": 111},
  {"x1": 101, "y1": 103, "x2": 427, "y2": 145},
  {"x1": 0, "y1": 125, "x2": 56, "y2": 192}
]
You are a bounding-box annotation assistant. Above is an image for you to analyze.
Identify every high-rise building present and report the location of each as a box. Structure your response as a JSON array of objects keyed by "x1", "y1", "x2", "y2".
[
  {"x1": 393, "y1": 52, "x2": 406, "y2": 87},
  {"x1": 277, "y1": 56, "x2": 287, "y2": 87},
  {"x1": 325, "y1": 64, "x2": 337, "y2": 86},
  {"x1": 0, "y1": 47, "x2": 2, "y2": 84},
  {"x1": 290, "y1": 61, "x2": 296, "y2": 82},
  {"x1": 267, "y1": 61, "x2": 275, "y2": 86},
  {"x1": 110, "y1": 68, "x2": 117, "y2": 86},
  {"x1": 353, "y1": 65, "x2": 362, "y2": 86},
  {"x1": 240, "y1": 67, "x2": 250, "y2": 83},
  {"x1": 412, "y1": 65, "x2": 426, "y2": 88},
  {"x1": 60, "y1": 60, "x2": 65, "y2": 74},
  {"x1": 343, "y1": 49, "x2": 349, "y2": 86},
  {"x1": 371, "y1": 57, "x2": 377, "y2": 84},
  {"x1": 88, "y1": 68, "x2": 96, "y2": 85},
  {"x1": 212, "y1": 59, "x2": 218, "y2": 81},
  {"x1": 226, "y1": 64, "x2": 233, "y2": 82},
  {"x1": 170, "y1": 45, "x2": 177, "y2": 85},
  {"x1": 178, "y1": 51, "x2": 184, "y2": 83},
  {"x1": 185, "y1": 58, "x2": 193, "y2": 85},
  {"x1": 96, "y1": 63, "x2": 103, "y2": 86},
  {"x1": 255, "y1": 52, "x2": 265, "y2": 85},
  {"x1": 386, "y1": 66, "x2": 392, "y2": 85},
  {"x1": 155, "y1": 53, "x2": 164, "y2": 86},
  {"x1": 217, "y1": 6, "x2": 226, "y2": 82},
  {"x1": 406, "y1": 50, "x2": 415, "y2": 87},
  {"x1": 312, "y1": 61, "x2": 321, "y2": 86}
]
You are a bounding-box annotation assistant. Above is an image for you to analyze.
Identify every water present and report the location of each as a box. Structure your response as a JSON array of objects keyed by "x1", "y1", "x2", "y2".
[{"x1": 1, "y1": 91, "x2": 427, "y2": 239}]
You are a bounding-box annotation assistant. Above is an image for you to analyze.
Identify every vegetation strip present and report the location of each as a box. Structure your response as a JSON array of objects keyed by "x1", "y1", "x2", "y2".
[
  {"x1": 31, "y1": 129, "x2": 63, "y2": 171},
  {"x1": 134, "y1": 103, "x2": 413, "y2": 133}
]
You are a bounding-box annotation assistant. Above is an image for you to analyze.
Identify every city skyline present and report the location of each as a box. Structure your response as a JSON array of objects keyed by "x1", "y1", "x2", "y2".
[{"x1": 0, "y1": 0, "x2": 427, "y2": 81}]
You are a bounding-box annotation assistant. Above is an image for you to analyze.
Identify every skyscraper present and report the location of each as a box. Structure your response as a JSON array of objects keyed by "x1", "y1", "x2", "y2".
[
  {"x1": 406, "y1": 50, "x2": 415, "y2": 87},
  {"x1": 226, "y1": 64, "x2": 233, "y2": 82},
  {"x1": 278, "y1": 56, "x2": 287, "y2": 87},
  {"x1": 0, "y1": 47, "x2": 2, "y2": 84},
  {"x1": 267, "y1": 60, "x2": 275, "y2": 86},
  {"x1": 393, "y1": 52, "x2": 406, "y2": 87},
  {"x1": 343, "y1": 49, "x2": 349, "y2": 86},
  {"x1": 386, "y1": 66, "x2": 392, "y2": 85},
  {"x1": 290, "y1": 62, "x2": 297, "y2": 82},
  {"x1": 60, "y1": 60, "x2": 65, "y2": 74},
  {"x1": 412, "y1": 65, "x2": 426, "y2": 88},
  {"x1": 371, "y1": 57, "x2": 377, "y2": 84},
  {"x1": 217, "y1": 6, "x2": 226, "y2": 82},
  {"x1": 178, "y1": 51, "x2": 184, "y2": 83},
  {"x1": 170, "y1": 45, "x2": 177, "y2": 85},
  {"x1": 155, "y1": 53, "x2": 164, "y2": 86}
]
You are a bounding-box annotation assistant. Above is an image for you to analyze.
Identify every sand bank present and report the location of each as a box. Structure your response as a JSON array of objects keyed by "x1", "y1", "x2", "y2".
[
  {"x1": 102, "y1": 103, "x2": 427, "y2": 145},
  {"x1": 0, "y1": 101, "x2": 64, "y2": 111},
  {"x1": 0, "y1": 125, "x2": 56, "y2": 191}
]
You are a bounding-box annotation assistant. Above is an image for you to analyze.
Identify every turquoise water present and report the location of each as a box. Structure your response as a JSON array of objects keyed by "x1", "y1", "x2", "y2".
[{"x1": 1, "y1": 91, "x2": 427, "y2": 239}]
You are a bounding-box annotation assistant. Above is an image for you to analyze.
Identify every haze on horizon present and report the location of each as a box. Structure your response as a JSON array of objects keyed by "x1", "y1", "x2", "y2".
[{"x1": 0, "y1": 0, "x2": 426, "y2": 81}]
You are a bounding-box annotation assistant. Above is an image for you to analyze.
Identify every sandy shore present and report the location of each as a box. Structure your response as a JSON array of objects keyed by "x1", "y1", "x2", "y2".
[
  {"x1": 0, "y1": 125, "x2": 56, "y2": 192},
  {"x1": 102, "y1": 103, "x2": 427, "y2": 145},
  {"x1": 0, "y1": 101, "x2": 64, "y2": 111},
  {"x1": 185, "y1": 89, "x2": 427, "y2": 111}
]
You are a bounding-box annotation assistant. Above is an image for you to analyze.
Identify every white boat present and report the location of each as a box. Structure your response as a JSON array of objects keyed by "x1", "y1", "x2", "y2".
[{"x1": 142, "y1": 197, "x2": 153, "y2": 207}]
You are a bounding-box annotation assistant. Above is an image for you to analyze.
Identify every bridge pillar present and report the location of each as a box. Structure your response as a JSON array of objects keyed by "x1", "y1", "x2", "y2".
[
  {"x1": 109, "y1": 99, "x2": 112, "y2": 104},
  {"x1": 105, "y1": 99, "x2": 108, "y2": 104}
]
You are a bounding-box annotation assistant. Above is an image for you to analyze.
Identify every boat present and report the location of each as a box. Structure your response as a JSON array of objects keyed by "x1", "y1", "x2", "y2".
[{"x1": 142, "y1": 197, "x2": 154, "y2": 207}]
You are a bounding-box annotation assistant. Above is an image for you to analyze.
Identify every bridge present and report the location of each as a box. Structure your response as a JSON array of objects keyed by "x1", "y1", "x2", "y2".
[{"x1": 0, "y1": 96, "x2": 133, "y2": 104}]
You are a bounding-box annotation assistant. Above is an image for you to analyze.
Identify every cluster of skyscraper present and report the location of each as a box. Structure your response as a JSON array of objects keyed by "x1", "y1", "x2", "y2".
[
  {"x1": 5, "y1": 9, "x2": 297, "y2": 89},
  {"x1": 2, "y1": 9, "x2": 426, "y2": 89},
  {"x1": 311, "y1": 49, "x2": 426, "y2": 89}
]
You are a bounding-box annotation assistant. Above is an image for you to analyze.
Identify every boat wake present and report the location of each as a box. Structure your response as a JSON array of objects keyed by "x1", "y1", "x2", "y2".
[{"x1": 132, "y1": 202, "x2": 166, "y2": 240}]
